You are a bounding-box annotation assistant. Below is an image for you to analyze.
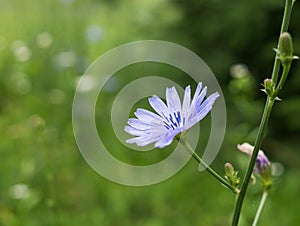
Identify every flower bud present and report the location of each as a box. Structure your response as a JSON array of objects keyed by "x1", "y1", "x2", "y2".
[
  {"x1": 225, "y1": 163, "x2": 235, "y2": 176},
  {"x1": 262, "y1": 78, "x2": 275, "y2": 96},
  {"x1": 256, "y1": 151, "x2": 272, "y2": 190},
  {"x1": 276, "y1": 32, "x2": 298, "y2": 66},
  {"x1": 224, "y1": 162, "x2": 240, "y2": 191},
  {"x1": 279, "y1": 32, "x2": 293, "y2": 58}
]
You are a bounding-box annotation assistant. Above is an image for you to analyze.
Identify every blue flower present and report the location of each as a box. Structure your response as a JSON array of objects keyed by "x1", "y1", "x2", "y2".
[{"x1": 124, "y1": 83, "x2": 219, "y2": 148}]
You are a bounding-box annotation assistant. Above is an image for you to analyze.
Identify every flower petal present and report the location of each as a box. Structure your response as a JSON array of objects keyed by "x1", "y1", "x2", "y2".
[
  {"x1": 195, "y1": 86, "x2": 207, "y2": 109},
  {"x1": 184, "y1": 92, "x2": 219, "y2": 129},
  {"x1": 182, "y1": 85, "x2": 191, "y2": 119},
  {"x1": 126, "y1": 136, "x2": 147, "y2": 144},
  {"x1": 135, "y1": 135, "x2": 162, "y2": 147},
  {"x1": 134, "y1": 108, "x2": 162, "y2": 122},
  {"x1": 237, "y1": 143, "x2": 254, "y2": 156},
  {"x1": 154, "y1": 131, "x2": 178, "y2": 148},
  {"x1": 193, "y1": 92, "x2": 219, "y2": 121},
  {"x1": 124, "y1": 126, "x2": 149, "y2": 136},
  {"x1": 126, "y1": 126, "x2": 167, "y2": 147},
  {"x1": 166, "y1": 86, "x2": 181, "y2": 112},
  {"x1": 186, "y1": 83, "x2": 205, "y2": 121},
  {"x1": 195, "y1": 92, "x2": 219, "y2": 120},
  {"x1": 127, "y1": 118, "x2": 151, "y2": 130},
  {"x1": 190, "y1": 83, "x2": 203, "y2": 109},
  {"x1": 148, "y1": 95, "x2": 170, "y2": 118}
]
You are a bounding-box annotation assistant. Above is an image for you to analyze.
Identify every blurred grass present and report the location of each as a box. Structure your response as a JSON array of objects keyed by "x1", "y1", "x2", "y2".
[{"x1": 0, "y1": 0, "x2": 300, "y2": 225}]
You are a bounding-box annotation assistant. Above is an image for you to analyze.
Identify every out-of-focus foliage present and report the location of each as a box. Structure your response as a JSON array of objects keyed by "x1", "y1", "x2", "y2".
[{"x1": 0, "y1": 0, "x2": 299, "y2": 225}]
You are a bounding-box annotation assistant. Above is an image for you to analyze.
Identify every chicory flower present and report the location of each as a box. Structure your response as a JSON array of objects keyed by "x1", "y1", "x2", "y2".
[{"x1": 124, "y1": 83, "x2": 219, "y2": 148}]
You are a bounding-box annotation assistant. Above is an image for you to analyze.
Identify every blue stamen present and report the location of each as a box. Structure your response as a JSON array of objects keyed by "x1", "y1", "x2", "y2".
[
  {"x1": 169, "y1": 114, "x2": 178, "y2": 128},
  {"x1": 163, "y1": 121, "x2": 171, "y2": 129},
  {"x1": 174, "y1": 111, "x2": 181, "y2": 125}
]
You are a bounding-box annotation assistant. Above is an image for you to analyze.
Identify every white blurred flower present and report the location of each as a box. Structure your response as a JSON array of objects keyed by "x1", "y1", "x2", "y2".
[
  {"x1": 12, "y1": 40, "x2": 32, "y2": 62},
  {"x1": 271, "y1": 162, "x2": 284, "y2": 177},
  {"x1": 36, "y1": 32, "x2": 53, "y2": 48},
  {"x1": 9, "y1": 184, "x2": 30, "y2": 200},
  {"x1": 54, "y1": 51, "x2": 76, "y2": 68},
  {"x1": 229, "y1": 64, "x2": 250, "y2": 78},
  {"x1": 85, "y1": 25, "x2": 104, "y2": 43}
]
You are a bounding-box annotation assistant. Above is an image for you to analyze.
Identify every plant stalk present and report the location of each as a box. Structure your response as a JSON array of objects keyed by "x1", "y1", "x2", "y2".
[
  {"x1": 232, "y1": 98, "x2": 274, "y2": 225},
  {"x1": 232, "y1": 1, "x2": 295, "y2": 225},
  {"x1": 179, "y1": 137, "x2": 239, "y2": 194},
  {"x1": 271, "y1": 0, "x2": 294, "y2": 84},
  {"x1": 252, "y1": 191, "x2": 269, "y2": 226}
]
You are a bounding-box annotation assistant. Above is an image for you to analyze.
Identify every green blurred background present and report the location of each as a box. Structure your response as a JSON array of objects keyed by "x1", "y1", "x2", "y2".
[{"x1": 0, "y1": 0, "x2": 299, "y2": 225}]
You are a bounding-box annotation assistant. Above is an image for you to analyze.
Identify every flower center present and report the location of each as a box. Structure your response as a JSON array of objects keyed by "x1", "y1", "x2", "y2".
[{"x1": 162, "y1": 111, "x2": 183, "y2": 130}]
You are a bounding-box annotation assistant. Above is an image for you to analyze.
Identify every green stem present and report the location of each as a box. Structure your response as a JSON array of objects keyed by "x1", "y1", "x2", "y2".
[
  {"x1": 252, "y1": 191, "x2": 269, "y2": 226},
  {"x1": 273, "y1": 63, "x2": 291, "y2": 97},
  {"x1": 232, "y1": 0, "x2": 295, "y2": 225},
  {"x1": 271, "y1": 0, "x2": 294, "y2": 84},
  {"x1": 179, "y1": 137, "x2": 238, "y2": 194},
  {"x1": 232, "y1": 98, "x2": 275, "y2": 226}
]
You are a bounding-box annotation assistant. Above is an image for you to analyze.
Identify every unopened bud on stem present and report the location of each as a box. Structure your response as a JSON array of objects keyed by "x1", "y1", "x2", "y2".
[
  {"x1": 262, "y1": 78, "x2": 275, "y2": 97},
  {"x1": 275, "y1": 32, "x2": 298, "y2": 66},
  {"x1": 224, "y1": 162, "x2": 240, "y2": 191},
  {"x1": 279, "y1": 32, "x2": 293, "y2": 58},
  {"x1": 225, "y1": 163, "x2": 235, "y2": 176}
]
